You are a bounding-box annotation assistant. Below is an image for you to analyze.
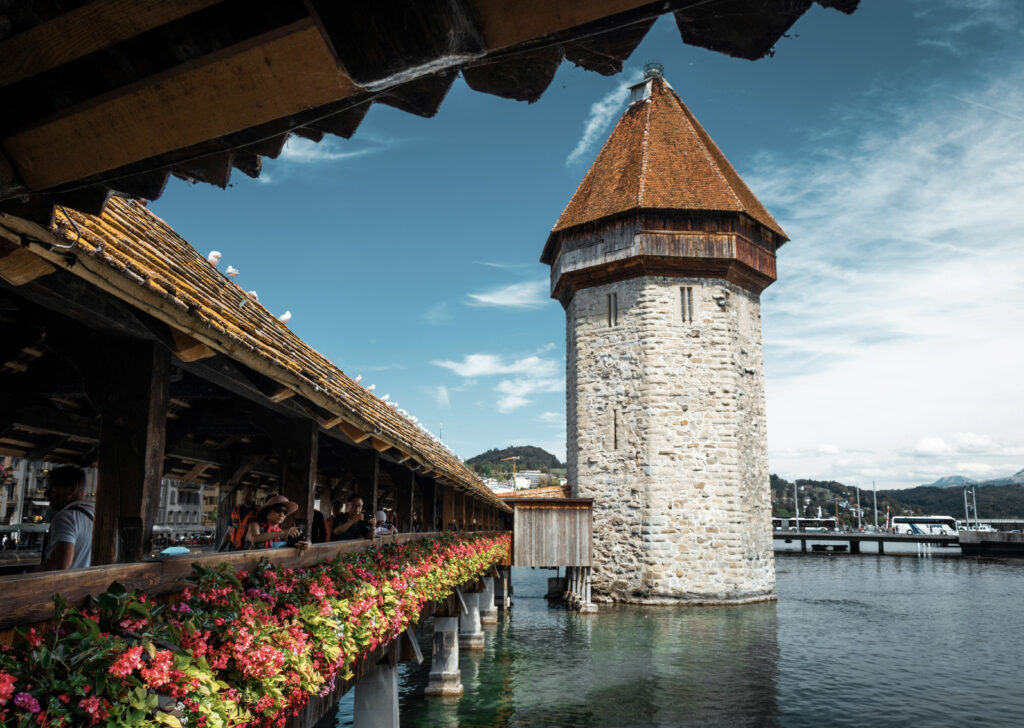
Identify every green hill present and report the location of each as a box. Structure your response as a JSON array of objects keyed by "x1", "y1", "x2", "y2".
[
  {"x1": 771, "y1": 474, "x2": 1024, "y2": 523},
  {"x1": 466, "y1": 445, "x2": 563, "y2": 477}
]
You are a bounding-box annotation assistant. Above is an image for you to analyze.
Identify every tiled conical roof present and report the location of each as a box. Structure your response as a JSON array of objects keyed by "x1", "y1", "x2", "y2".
[{"x1": 547, "y1": 73, "x2": 786, "y2": 253}]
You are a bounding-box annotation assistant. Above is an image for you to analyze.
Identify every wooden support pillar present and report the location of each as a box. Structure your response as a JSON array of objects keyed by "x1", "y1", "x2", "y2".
[
  {"x1": 50, "y1": 329, "x2": 171, "y2": 565},
  {"x1": 396, "y1": 470, "x2": 412, "y2": 533},
  {"x1": 442, "y1": 485, "x2": 454, "y2": 531},
  {"x1": 878, "y1": 539, "x2": 885, "y2": 555},
  {"x1": 371, "y1": 452, "x2": 379, "y2": 520},
  {"x1": 422, "y1": 477, "x2": 436, "y2": 532}
]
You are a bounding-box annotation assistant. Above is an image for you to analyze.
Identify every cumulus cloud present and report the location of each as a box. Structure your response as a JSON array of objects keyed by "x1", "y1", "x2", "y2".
[
  {"x1": 433, "y1": 348, "x2": 563, "y2": 413},
  {"x1": 465, "y1": 280, "x2": 550, "y2": 309},
  {"x1": 566, "y1": 71, "x2": 642, "y2": 165}
]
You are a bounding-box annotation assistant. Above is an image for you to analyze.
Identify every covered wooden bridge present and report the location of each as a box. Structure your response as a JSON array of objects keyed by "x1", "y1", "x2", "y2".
[{"x1": 0, "y1": 197, "x2": 512, "y2": 566}]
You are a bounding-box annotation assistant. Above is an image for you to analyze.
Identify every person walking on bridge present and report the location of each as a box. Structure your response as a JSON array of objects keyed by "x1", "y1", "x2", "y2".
[{"x1": 37, "y1": 465, "x2": 93, "y2": 571}]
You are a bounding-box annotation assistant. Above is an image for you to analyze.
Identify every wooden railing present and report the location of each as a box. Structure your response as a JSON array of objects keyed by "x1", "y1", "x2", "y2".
[{"x1": 0, "y1": 532, "x2": 452, "y2": 631}]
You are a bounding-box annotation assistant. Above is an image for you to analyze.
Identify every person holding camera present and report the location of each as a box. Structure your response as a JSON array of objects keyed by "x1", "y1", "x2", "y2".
[
  {"x1": 245, "y1": 495, "x2": 309, "y2": 550},
  {"x1": 331, "y1": 493, "x2": 375, "y2": 541}
]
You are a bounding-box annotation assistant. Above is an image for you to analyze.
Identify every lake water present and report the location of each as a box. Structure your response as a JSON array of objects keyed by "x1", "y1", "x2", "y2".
[{"x1": 333, "y1": 552, "x2": 1024, "y2": 727}]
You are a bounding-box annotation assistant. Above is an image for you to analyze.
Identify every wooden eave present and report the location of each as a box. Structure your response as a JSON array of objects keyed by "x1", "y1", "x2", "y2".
[{"x1": 0, "y1": 0, "x2": 857, "y2": 225}]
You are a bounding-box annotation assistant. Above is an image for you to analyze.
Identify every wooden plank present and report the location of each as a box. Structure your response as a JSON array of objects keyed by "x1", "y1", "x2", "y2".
[
  {"x1": 471, "y1": 0, "x2": 650, "y2": 51},
  {"x1": 169, "y1": 327, "x2": 216, "y2": 362},
  {"x1": 269, "y1": 386, "x2": 296, "y2": 403},
  {"x1": 0, "y1": 0, "x2": 224, "y2": 88},
  {"x1": 0, "y1": 532, "x2": 441, "y2": 629},
  {"x1": 368, "y1": 436, "x2": 390, "y2": 453},
  {"x1": 2, "y1": 20, "x2": 359, "y2": 191},
  {"x1": 337, "y1": 420, "x2": 371, "y2": 444},
  {"x1": 0, "y1": 239, "x2": 56, "y2": 286}
]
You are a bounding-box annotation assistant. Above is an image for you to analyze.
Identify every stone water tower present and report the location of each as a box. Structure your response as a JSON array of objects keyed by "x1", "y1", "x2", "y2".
[{"x1": 541, "y1": 67, "x2": 787, "y2": 603}]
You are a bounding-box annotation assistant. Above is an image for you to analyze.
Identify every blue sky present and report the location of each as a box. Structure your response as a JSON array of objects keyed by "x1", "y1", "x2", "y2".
[{"x1": 151, "y1": 1, "x2": 1024, "y2": 489}]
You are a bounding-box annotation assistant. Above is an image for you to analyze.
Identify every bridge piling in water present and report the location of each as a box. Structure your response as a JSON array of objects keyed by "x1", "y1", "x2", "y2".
[
  {"x1": 352, "y1": 661, "x2": 399, "y2": 728},
  {"x1": 425, "y1": 615, "x2": 463, "y2": 698},
  {"x1": 458, "y1": 590, "x2": 485, "y2": 651},
  {"x1": 479, "y1": 577, "x2": 498, "y2": 624}
]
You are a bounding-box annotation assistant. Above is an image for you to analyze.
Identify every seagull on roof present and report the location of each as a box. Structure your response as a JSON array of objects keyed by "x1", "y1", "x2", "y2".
[
  {"x1": 381, "y1": 394, "x2": 390, "y2": 401},
  {"x1": 247, "y1": 290, "x2": 258, "y2": 301},
  {"x1": 278, "y1": 310, "x2": 292, "y2": 323},
  {"x1": 226, "y1": 265, "x2": 239, "y2": 277},
  {"x1": 367, "y1": 384, "x2": 375, "y2": 391},
  {"x1": 355, "y1": 374, "x2": 362, "y2": 383},
  {"x1": 207, "y1": 251, "x2": 222, "y2": 266}
]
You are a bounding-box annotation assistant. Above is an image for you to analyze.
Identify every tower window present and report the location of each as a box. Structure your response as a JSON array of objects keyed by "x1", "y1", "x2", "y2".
[
  {"x1": 607, "y1": 292, "x2": 618, "y2": 327},
  {"x1": 680, "y1": 286, "x2": 694, "y2": 323},
  {"x1": 612, "y1": 409, "x2": 619, "y2": 450}
]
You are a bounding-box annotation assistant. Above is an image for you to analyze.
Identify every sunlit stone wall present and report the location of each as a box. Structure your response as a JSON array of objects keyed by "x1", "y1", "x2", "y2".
[{"x1": 566, "y1": 275, "x2": 775, "y2": 604}]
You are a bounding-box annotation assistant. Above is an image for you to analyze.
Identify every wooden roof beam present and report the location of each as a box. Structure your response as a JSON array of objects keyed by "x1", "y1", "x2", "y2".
[
  {"x1": 1, "y1": 19, "x2": 359, "y2": 191},
  {"x1": 0, "y1": 0, "x2": 226, "y2": 89}
]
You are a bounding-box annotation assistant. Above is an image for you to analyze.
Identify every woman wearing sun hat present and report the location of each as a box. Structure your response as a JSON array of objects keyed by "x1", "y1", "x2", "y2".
[{"x1": 244, "y1": 494, "x2": 309, "y2": 550}]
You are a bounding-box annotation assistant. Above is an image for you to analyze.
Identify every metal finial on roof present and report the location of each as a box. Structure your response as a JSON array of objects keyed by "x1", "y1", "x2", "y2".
[{"x1": 643, "y1": 61, "x2": 664, "y2": 79}]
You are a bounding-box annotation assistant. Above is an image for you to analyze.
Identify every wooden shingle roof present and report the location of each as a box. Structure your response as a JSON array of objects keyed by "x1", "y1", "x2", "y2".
[
  {"x1": 23, "y1": 198, "x2": 508, "y2": 511},
  {"x1": 544, "y1": 74, "x2": 787, "y2": 263}
]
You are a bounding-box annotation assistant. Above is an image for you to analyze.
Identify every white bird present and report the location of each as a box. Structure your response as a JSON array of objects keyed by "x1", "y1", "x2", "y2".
[
  {"x1": 226, "y1": 265, "x2": 239, "y2": 277},
  {"x1": 207, "y1": 250, "x2": 222, "y2": 266},
  {"x1": 381, "y1": 394, "x2": 390, "y2": 401},
  {"x1": 278, "y1": 310, "x2": 292, "y2": 323},
  {"x1": 367, "y1": 384, "x2": 376, "y2": 391},
  {"x1": 355, "y1": 375, "x2": 362, "y2": 383},
  {"x1": 247, "y1": 290, "x2": 259, "y2": 301}
]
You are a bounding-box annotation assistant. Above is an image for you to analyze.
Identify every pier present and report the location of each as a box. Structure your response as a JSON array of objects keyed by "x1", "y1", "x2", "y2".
[{"x1": 774, "y1": 531, "x2": 959, "y2": 554}]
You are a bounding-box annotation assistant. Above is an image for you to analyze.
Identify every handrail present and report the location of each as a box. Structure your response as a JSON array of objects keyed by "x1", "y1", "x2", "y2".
[{"x1": 0, "y1": 531, "x2": 463, "y2": 630}]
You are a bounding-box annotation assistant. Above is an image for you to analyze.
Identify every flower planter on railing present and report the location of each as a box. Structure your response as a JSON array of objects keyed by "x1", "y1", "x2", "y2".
[{"x1": 0, "y1": 533, "x2": 510, "y2": 727}]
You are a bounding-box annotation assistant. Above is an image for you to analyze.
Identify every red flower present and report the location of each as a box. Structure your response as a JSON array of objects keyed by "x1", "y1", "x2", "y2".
[{"x1": 107, "y1": 645, "x2": 144, "y2": 678}]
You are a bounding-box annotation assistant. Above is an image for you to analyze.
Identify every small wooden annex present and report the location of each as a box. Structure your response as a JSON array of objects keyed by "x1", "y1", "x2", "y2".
[{"x1": 0, "y1": 196, "x2": 511, "y2": 572}]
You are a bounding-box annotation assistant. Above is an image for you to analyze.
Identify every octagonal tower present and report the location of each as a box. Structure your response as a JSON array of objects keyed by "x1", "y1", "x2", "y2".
[{"x1": 542, "y1": 67, "x2": 788, "y2": 603}]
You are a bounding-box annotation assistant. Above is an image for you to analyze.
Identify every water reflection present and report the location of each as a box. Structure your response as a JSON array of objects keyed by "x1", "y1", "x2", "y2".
[
  {"x1": 334, "y1": 557, "x2": 1024, "y2": 727},
  {"x1": 334, "y1": 568, "x2": 779, "y2": 727}
]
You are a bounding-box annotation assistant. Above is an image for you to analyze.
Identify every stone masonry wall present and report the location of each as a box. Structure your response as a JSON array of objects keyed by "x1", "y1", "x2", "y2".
[{"x1": 567, "y1": 275, "x2": 775, "y2": 603}]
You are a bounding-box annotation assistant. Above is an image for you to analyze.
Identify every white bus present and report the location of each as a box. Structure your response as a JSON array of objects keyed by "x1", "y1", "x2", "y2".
[{"x1": 890, "y1": 515, "x2": 958, "y2": 535}]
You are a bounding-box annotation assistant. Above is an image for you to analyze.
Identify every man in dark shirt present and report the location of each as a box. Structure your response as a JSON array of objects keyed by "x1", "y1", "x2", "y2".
[{"x1": 331, "y1": 494, "x2": 374, "y2": 540}]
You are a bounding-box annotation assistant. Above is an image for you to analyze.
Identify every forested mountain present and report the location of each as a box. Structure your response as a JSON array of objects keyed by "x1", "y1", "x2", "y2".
[
  {"x1": 465, "y1": 445, "x2": 562, "y2": 475},
  {"x1": 771, "y1": 474, "x2": 1024, "y2": 523}
]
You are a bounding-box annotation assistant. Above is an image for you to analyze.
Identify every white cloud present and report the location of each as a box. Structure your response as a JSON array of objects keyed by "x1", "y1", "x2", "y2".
[
  {"x1": 495, "y1": 377, "x2": 564, "y2": 413},
  {"x1": 465, "y1": 280, "x2": 550, "y2": 309},
  {"x1": 567, "y1": 71, "x2": 642, "y2": 165},
  {"x1": 915, "y1": 438, "x2": 951, "y2": 457},
  {"x1": 759, "y1": 63, "x2": 1024, "y2": 488},
  {"x1": 433, "y1": 352, "x2": 558, "y2": 379},
  {"x1": 539, "y1": 411, "x2": 563, "y2": 424},
  {"x1": 433, "y1": 386, "x2": 451, "y2": 409}
]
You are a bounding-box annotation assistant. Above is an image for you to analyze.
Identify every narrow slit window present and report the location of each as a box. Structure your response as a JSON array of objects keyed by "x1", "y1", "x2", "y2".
[
  {"x1": 681, "y1": 286, "x2": 694, "y2": 323},
  {"x1": 607, "y1": 292, "x2": 619, "y2": 327},
  {"x1": 612, "y1": 409, "x2": 619, "y2": 450}
]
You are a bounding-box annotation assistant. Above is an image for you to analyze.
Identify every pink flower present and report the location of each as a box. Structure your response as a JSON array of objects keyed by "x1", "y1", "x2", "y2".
[
  {"x1": 13, "y1": 691, "x2": 40, "y2": 713},
  {"x1": 0, "y1": 670, "x2": 15, "y2": 703},
  {"x1": 108, "y1": 645, "x2": 144, "y2": 678}
]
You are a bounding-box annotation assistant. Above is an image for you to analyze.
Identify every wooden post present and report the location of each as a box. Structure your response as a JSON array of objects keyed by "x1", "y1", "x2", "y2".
[
  {"x1": 62, "y1": 336, "x2": 170, "y2": 565},
  {"x1": 371, "y1": 452, "x2": 379, "y2": 521},
  {"x1": 442, "y1": 485, "x2": 454, "y2": 531},
  {"x1": 279, "y1": 419, "x2": 317, "y2": 529},
  {"x1": 421, "y1": 477, "x2": 435, "y2": 532},
  {"x1": 396, "y1": 470, "x2": 412, "y2": 532}
]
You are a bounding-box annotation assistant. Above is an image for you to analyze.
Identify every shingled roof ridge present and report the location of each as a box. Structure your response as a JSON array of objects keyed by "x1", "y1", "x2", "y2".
[
  {"x1": 654, "y1": 77, "x2": 744, "y2": 214},
  {"x1": 637, "y1": 92, "x2": 652, "y2": 207}
]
